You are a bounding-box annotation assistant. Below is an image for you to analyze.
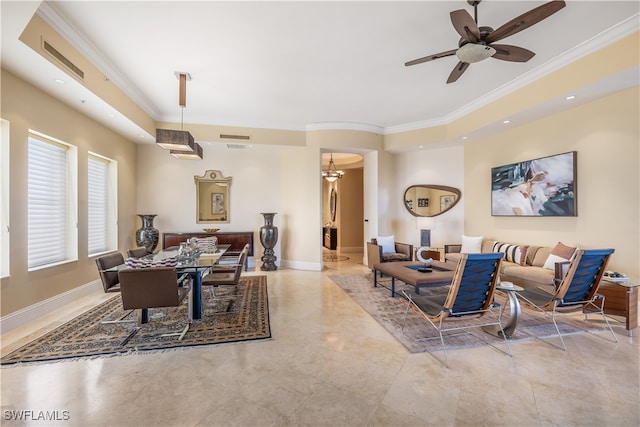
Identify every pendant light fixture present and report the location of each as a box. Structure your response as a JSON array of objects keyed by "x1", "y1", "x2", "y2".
[
  {"x1": 156, "y1": 72, "x2": 203, "y2": 159},
  {"x1": 322, "y1": 153, "x2": 345, "y2": 182}
]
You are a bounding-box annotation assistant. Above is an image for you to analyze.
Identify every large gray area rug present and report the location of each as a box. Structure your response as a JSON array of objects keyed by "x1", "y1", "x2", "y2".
[
  {"x1": 330, "y1": 274, "x2": 610, "y2": 354},
  {"x1": 1, "y1": 275, "x2": 270, "y2": 365}
]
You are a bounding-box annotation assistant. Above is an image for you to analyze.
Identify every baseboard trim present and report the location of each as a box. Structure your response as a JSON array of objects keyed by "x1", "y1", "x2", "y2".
[
  {"x1": 0, "y1": 280, "x2": 102, "y2": 333},
  {"x1": 281, "y1": 259, "x2": 322, "y2": 271}
]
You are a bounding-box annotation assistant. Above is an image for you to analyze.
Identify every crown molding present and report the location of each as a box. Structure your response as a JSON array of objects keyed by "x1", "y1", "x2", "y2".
[{"x1": 306, "y1": 122, "x2": 383, "y2": 134}]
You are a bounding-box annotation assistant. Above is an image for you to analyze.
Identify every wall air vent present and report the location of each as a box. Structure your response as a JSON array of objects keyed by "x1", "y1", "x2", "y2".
[
  {"x1": 226, "y1": 144, "x2": 246, "y2": 149},
  {"x1": 43, "y1": 40, "x2": 85, "y2": 80},
  {"x1": 220, "y1": 134, "x2": 250, "y2": 140}
]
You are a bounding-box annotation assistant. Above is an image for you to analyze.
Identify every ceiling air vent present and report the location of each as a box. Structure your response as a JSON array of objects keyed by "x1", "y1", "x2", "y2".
[
  {"x1": 226, "y1": 144, "x2": 246, "y2": 149},
  {"x1": 220, "y1": 134, "x2": 250, "y2": 140},
  {"x1": 43, "y1": 40, "x2": 85, "y2": 80}
]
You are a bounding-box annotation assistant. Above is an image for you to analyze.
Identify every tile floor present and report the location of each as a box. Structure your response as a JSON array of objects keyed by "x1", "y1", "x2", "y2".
[{"x1": 1, "y1": 250, "x2": 639, "y2": 426}]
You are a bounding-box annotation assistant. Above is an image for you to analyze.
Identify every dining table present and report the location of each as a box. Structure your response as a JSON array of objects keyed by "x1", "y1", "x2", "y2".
[
  {"x1": 158, "y1": 244, "x2": 229, "y2": 320},
  {"x1": 112, "y1": 244, "x2": 230, "y2": 320}
]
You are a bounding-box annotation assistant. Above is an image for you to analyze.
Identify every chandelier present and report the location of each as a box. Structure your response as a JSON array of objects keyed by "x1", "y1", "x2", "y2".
[
  {"x1": 322, "y1": 153, "x2": 345, "y2": 182},
  {"x1": 156, "y1": 72, "x2": 203, "y2": 160}
]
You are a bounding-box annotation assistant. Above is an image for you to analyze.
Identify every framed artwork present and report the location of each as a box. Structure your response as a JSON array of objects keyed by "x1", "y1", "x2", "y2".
[
  {"x1": 440, "y1": 195, "x2": 455, "y2": 211},
  {"x1": 491, "y1": 151, "x2": 577, "y2": 216},
  {"x1": 195, "y1": 170, "x2": 231, "y2": 223},
  {"x1": 211, "y1": 193, "x2": 225, "y2": 215}
]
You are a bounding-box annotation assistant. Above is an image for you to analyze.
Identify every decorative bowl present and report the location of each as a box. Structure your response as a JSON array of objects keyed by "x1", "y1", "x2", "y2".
[{"x1": 203, "y1": 228, "x2": 220, "y2": 233}]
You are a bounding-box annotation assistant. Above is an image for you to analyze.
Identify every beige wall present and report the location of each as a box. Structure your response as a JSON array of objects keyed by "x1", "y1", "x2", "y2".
[
  {"x1": 393, "y1": 144, "x2": 465, "y2": 249},
  {"x1": 0, "y1": 69, "x2": 138, "y2": 315},
  {"x1": 464, "y1": 87, "x2": 639, "y2": 282}
]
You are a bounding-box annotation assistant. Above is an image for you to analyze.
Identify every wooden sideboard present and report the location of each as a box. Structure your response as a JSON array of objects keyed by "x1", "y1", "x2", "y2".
[
  {"x1": 594, "y1": 280, "x2": 638, "y2": 336},
  {"x1": 162, "y1": 232, "x2": 254, "y2": 269}
]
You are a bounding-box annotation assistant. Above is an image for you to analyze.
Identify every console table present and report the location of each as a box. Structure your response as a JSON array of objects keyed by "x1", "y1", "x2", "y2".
[
  {"x1": 323, "y1": 227, "x2": 337, "y2": 250},
  {"x1": 162, "y1": 232, "x2": 254, "y2": 270}
]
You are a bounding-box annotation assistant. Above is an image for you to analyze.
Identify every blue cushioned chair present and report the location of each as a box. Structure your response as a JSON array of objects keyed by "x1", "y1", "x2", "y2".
[
  {"x1": 402, "y1": 252, "x2": 510, "y2": 368},
  {"x1": 516, "y1": 248, "x2": 617, "y2": 350}
]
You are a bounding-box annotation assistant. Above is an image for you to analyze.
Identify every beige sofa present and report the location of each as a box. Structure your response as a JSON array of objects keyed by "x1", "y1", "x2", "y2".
[{"x1": 445, "y1": 239, "x2": 561, "y2": 290}]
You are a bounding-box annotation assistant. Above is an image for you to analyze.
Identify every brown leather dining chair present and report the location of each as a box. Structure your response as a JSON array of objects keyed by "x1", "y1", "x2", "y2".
[
  {"x1": 95, "y1": 251, "x2": 138, "y2": 326},
  {"x1": 117, "y1": 267, "x2": 192, "y2": 346},
  {"x1": 95, "y1": 252, "x2": 125, "y2": 293},
  {"x1": 202, "y1": 244, "x2": 249, "y2": 299},
  {"x1": 126, "y1": 247, "x2": 149, "y2": 258}
]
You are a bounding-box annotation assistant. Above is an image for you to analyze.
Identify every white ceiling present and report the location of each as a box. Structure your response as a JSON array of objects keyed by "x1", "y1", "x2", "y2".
[{"x1": 2, "y1": 1, "x2": 639, "y2": 146}]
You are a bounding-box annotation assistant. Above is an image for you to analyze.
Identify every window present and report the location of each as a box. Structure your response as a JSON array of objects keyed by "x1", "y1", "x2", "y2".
[
  {"x1": 1, "y1": 119, "x2": 9, "y2": 278},
  {"x1": 27, "y1": 132, "x2": 77, "y2": 270},
  {"x1": 88, "y1": 152, "x2": 117, "y2": 256}
]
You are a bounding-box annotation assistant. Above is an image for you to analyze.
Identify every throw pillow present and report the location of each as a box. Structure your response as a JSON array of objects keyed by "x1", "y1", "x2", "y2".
[
  {"x1": 492, "y1": 242, "x2": 529, "y2": 266},
  {"x1": 460, "y1": 235, "x2": 483, "y2": 253},
  {"x1": 543, "y1": 242, "x2": 577, "y2": 270},
  {"x1": 377, "y1": 235, "x2": 395, "y2": 254}
]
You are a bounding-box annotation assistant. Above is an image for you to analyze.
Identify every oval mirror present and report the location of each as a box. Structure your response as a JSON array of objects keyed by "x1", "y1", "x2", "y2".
[{"x1": 403, "y1": 185, "x2": 461, "y2": 217}]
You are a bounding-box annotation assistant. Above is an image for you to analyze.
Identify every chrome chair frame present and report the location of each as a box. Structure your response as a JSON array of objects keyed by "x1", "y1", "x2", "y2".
[
  {"x1": 401, "y1": 252, "x2": 511, "y2": 368},
  {"x1": 516, "y1": 248, "x2": 617, "y2": 350}
]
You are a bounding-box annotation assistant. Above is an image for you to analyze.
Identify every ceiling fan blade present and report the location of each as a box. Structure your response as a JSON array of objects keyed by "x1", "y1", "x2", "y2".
[
  {"x1": 405, "y1": 49, "x2": 457, "y2": 67},
  {"x1": 450, "y1": 9, "x2": 480, "y2": 43},
  {"x1": 486, "y1": 0, "x2": 566, "y2": 44},
  {"x1": 490, "y1": 44, "x2": 536, "y2": 62},
  {"x1": 447, "y1": 61, "x2": 470, "y2": 84}
]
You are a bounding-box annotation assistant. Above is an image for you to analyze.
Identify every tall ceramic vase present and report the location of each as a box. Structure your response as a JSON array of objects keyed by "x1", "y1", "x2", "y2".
[
  {"x1": 135, "y1": 214, "x2": 159, "y2": 253},
  {"x1": 260, "y1": 212, "x2": 278, "y2": 271}
]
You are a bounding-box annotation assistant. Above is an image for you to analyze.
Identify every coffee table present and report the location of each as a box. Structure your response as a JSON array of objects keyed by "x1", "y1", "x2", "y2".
[{"x1": 373, "y1": 260, "x2": 456, "y2": 297}]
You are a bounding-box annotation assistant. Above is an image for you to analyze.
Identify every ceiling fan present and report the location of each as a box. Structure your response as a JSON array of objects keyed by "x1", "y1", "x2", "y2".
[{"x1": 405, "y1": 0, "x2": 566, "y2": 83}]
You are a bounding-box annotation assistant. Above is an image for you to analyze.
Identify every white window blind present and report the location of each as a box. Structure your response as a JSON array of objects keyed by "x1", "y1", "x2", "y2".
[
  {"x1": 28, "y1": 136, "x2": 69, "y2": 269},
  {"x1": 88, "y1": 155, "x2": 109, "y2": 255}
]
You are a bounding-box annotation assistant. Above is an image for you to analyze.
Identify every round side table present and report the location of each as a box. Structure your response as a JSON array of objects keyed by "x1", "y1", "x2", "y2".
[{"x1": 483, "y1": 282, "x2": 524, "y2": 338}]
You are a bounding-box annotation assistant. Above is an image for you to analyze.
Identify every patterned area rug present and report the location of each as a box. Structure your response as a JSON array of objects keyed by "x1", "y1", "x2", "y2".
[
  {"x1": 330, "y1": 274, "x2": 610, "y2": 354},
  {"x1": 1, "y1": 275, "x2": 270, "y2": 365}
]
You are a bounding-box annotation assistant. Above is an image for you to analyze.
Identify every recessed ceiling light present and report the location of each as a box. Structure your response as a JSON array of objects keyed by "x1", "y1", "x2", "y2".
[
  {"x1": 54, "y1": 79, "x2": 64, "y2": 84},
  {"x1": 503, "y1": 120, "x2": 511, "y2": 124},
  {"x1": 108, "y1": 113, "x2": 115, "y2": 118},
  {"x1": 565, "y1": 95, "x2": 576, "y2": 100},
  {"x1": 418, "y1": 145, "x2": 424, "y2": 149},
  {"x1": 462, "y1": 136, "x2": 468, "y2": 140}
]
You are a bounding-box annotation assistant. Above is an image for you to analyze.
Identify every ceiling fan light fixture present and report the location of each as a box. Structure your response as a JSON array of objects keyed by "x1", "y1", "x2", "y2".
[{"x1": 456, "y1": 43, "x2": 496, "y2": 63}]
